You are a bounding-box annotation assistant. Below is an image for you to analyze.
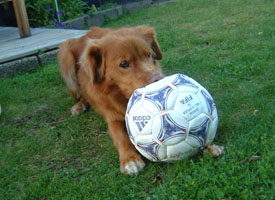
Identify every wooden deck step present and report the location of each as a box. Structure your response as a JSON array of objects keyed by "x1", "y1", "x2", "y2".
[{"x1": 0, "y1": 27, "x2": 87, "y2": 64}]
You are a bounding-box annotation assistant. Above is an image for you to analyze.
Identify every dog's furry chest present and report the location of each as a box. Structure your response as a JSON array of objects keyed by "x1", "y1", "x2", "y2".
[{"x1": 83, "y1": 81, "x2": 128, "y2": 121}]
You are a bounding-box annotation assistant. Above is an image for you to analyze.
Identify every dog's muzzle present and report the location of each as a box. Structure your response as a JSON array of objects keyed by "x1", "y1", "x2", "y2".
[{"x1": 149, "y1": 72, "x2": 164, "y2": 83}]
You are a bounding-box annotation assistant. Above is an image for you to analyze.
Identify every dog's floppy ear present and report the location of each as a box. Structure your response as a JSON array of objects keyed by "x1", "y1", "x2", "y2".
[
  {"x1": 136, "y1": 26, "x2": 162, "y2": 60},
  {"x1": 80, "y1": 39, "x2": 105, "y2": 83}
]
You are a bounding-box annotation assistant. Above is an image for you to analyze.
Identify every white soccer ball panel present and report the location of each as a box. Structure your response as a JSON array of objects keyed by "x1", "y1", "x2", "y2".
[
  {"x1": 167, "y1": 140, "x2": 199, "y2": 160},
  {"x1": 156, "y1": 144, "x2": 167, "y2": 161},
  {"x1": 196, "y1": 91, "x2": 210, "y2": 114},
  {"x1": 135, "y1": 88, "x2": 146, "y2": 96},
  {"x1": 199, "y1": 89, "x2": 215, "y2": 115},
  {"x1": 151, "y1": 115, "x2": 162, "y2": 139},
  {"x1": 165, "y1": 74, "x2": 179, "y2": 83},
  {"x1": 144, "y1": 77, "x2": 169, "y2": 91},
  {"x1": 189, "y1": 113, "x2": 210, "y2": 144},
  {"x1": 162, "y1": 135, "x2": 185, "y2": 146},
  {"x1": 136, "y1": 134, "x2": 154, "y2": 144},
  {"x1": 205, "y1": 116, "x2": 218, "y2": 144},
  {"x1": 130, "y1": 107, "x2": 154, "y2": 135},
  {"x1": 189, "y1": 113, "x2": 210, "y2": 129},
  {"x1": 166, "y1": 110, "x2": 189, "y2": 130},
  {"x1": 127, "y1": 100, "x2": 142, "y2": 115},
  {"x1": 176, "y1": 84, "x2": 199, "y2": 94},
  {"x1": 211, "y1": 103, "x2": 218, "y2": 120},
  {"x1": 185, "y1": 134, "x2": 203, "y2": 148},
  {"x1": 174, "y1": 92, "x2": 202, "y2": 121},
  {"x1": 142, "y1": 98, "x2": 160, "y2": 115},
  {"x1": 165, "y1": 89, "x2": 178, "y2": 110}
]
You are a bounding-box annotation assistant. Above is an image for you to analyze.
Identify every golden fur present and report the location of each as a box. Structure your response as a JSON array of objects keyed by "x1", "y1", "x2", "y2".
[{"x1": 58, "y1": 26, "x2": 164, "y2": 174}]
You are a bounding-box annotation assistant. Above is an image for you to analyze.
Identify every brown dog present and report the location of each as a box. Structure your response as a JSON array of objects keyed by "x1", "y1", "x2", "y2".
[{"x1": 58, "y1": 26, "x2": 164, "y2": 174}]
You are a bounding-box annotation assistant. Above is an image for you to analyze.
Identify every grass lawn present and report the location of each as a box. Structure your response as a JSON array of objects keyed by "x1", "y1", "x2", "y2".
[{"x1": 0, "y1": 0, "x2": 274, "y2": 199}]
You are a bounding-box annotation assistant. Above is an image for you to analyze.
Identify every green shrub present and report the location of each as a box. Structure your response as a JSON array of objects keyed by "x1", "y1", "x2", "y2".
[{"x1": 25, "y1": 0, "x2": 94, "y2": 27}]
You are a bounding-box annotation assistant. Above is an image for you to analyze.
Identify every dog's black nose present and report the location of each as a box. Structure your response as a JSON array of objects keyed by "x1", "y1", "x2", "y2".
[{"x1": 150, "y1": 72, "x2": 164, "y2": 83}]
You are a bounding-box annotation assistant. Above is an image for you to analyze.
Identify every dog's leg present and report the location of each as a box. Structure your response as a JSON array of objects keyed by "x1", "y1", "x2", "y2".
[
  {"x1": 71, "y1": 98, "x2": 89, "y2": 116},
  {"x1": 68, "y1": 87, "x2": 79, "y2": 100},
  {"x1": 204, "y1": 144, "x2": 224, "y2": 157},
  {"x1": 108, "y1": 120, "x2": 145, "y2": 175}
]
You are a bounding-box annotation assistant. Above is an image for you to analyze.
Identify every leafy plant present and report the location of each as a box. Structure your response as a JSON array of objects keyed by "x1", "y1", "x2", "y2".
[
  {"x1": 96, "y1": 2, "x2": 117, "y2": 11},
  {"x1": 25, "y1": 0, "x2": 94, "y2": 27}
]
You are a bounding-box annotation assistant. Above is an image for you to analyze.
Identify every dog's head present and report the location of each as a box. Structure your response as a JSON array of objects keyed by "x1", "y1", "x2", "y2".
[{"x1": 80, "y1": 26, "x2": 164, "y2": 98}]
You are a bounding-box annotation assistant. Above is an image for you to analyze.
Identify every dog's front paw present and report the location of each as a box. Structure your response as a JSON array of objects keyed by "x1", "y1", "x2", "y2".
[
  {"x1": 120, "y1": 155, "x2": 145, "y2": 175},
  {"x1": 71, "y1": 102, "x2": 87, "y2": 116},
  {"x1": 205, "y1": 144, "x2": 224, "y2": 157}
]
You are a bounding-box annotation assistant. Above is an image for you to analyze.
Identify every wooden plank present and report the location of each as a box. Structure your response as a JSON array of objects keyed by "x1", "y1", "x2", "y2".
[
  {"x1": 0, "y1": 33, "x2": 82, "y2": 54},
  {"x1": 0, "y1": 27, "x2": 87, "y2": 63},
  {"x1": 0, "y1": 27, "x2": 19, "y2": 43},
  {"x1": 12, "y1": 0, "x2": 31, "y2": 38},
  {"x1": 1, "y1": 28, "x2": 86, "y2": 48}
]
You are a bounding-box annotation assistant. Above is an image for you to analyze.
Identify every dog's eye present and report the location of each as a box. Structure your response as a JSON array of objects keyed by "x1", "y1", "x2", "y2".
[
  {"x1": 147, "y1": 52, "x2": 151, "y2": 58},
  {"x1": 120, "y1": 60, "x2": 130, "y2": 69}
]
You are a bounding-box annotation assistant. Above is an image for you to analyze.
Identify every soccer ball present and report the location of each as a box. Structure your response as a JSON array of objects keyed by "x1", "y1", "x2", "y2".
[{"x1": 125, "y1": 74, "x2": 218, "y2": 162}]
